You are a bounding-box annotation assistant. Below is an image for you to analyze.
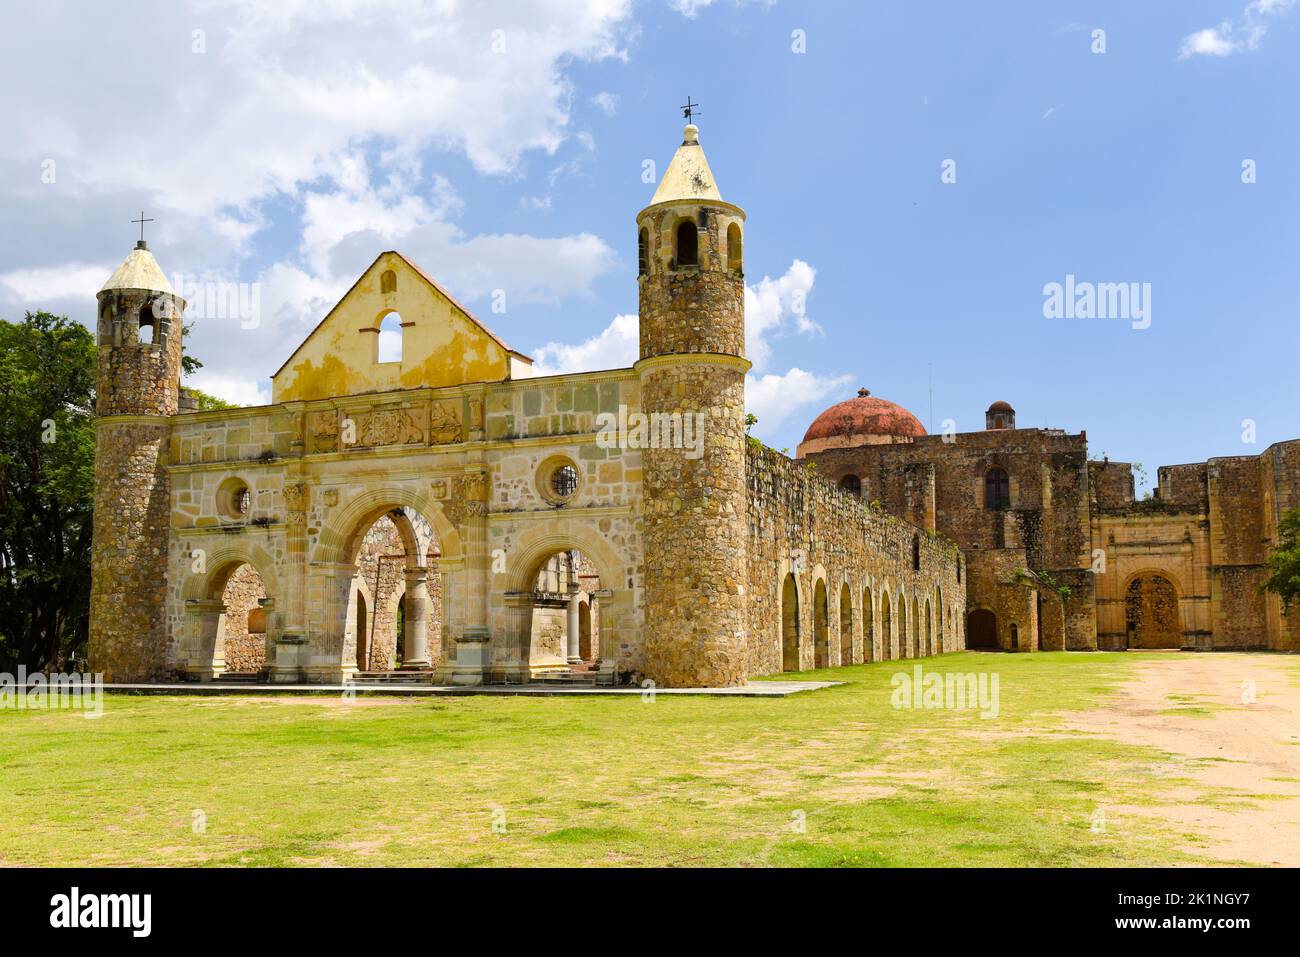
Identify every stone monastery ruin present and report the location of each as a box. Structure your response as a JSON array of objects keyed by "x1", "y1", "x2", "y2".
[{"x1": 87, "y1": 122, "x2": 1297, "y2": 688}]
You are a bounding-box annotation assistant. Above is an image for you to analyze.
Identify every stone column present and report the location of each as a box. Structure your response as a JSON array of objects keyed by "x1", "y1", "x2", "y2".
[
  {"x1": 566, "y1": 587, "x2": 582, "y2": 664},
  {"x1": 401, "y1": 566, "x2": 431, "y2": 668}
]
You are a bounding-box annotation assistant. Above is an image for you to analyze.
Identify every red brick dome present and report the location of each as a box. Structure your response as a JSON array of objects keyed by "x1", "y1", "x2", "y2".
[{"x1": 800, "y1": 388, "x2": 926, "y2": 454}]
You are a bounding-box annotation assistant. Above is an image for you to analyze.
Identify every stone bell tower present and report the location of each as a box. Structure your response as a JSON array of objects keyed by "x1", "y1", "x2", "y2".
[
  {"x1": 636, "y1": 119, "x2": 750, "y2": 687},
  {"x1": 88, "y1": 237, "x2": 186, "y2": 681}
]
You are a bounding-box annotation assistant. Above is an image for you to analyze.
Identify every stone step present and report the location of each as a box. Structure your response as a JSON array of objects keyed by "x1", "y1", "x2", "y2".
[
  {"x1": 215, "y1": 673, "x2": 261, "y2": 683},
  {"x1": 352, "y1": 671, "x2": 437, "y2": 685}
]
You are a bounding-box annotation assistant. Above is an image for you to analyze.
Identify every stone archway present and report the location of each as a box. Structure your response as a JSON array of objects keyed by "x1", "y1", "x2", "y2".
[
  {"x1": 968, "y1": 609, "x2": 998, "y2": 649},
  {"x1": 1125, "y1": 574, "x2": 1181, "y2": 649},
  {"x1": 839, "y1": 582, "x2": 853, "y2": 665},
  {"x1": 781, "y1": 573, "x2": 800, "y2": 672},
  {"x1": 181, "y1": 543, "x2": 281, "y2": 681},
  {"x1": 813, "y1": 579, "x2": 829, "y2": 668}
]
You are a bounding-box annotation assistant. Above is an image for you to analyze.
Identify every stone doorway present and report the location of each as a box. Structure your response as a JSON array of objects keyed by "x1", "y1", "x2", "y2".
[
  {"x1": 781, "y1": 573, "x2": 800, "y2": 671},
  {"x1": 967, "y1": 609, "x2": 998, "y2": 649},
  {"x1": 1125, "y1": 574, "x2": 1181, "y2": 649}
]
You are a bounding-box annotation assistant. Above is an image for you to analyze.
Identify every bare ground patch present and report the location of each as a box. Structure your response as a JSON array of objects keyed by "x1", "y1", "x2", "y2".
[{"x1": 1065, "y1": 654, "x2": 1300, "y2": 865}]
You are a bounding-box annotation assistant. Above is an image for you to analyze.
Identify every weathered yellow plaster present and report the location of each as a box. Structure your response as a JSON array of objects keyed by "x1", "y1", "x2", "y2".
[{"x1": 272, "y1": 252, "x2": 527, "y2": 403}]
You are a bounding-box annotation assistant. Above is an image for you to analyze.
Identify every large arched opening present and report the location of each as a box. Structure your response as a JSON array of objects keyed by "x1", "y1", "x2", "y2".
[
  {"x1": 880, "y1": 591, "x2": 893, "y2": 661},
  {"x1": 781, "y1": 573, "x2": 800, "y2": 671},
  {"x1": 519, "y1": 548, "x2": 604, "y2": 675},
  {"x1": 839, "y1": 582, "x2": 853, "y2": 665},
  {"x1": 341, "y1": 508, "x2": 443, "y2": 673},
  {"x1": 1125, "y1": 573, "x2": 1181, "y2": 649},
  {"x1": 862, "y1": 587, "x2": 875, "y2": 662},
  {"x1": 813, "y1": 579, "x2": 829, "y2": 669}
]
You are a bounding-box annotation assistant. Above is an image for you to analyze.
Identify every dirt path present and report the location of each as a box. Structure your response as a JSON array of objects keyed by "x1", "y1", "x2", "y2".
[{"x1": 1067, "y1": 653, "x2": 1300, "y2": 866}]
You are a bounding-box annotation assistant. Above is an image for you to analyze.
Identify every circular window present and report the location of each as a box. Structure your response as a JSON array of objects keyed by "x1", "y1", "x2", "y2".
[
  {"x1": 537, "y1": 457, "x2": 581, "y2": 506},
  {"x1": 217, "y1": 478, "x2": 252, "y2": 520}
]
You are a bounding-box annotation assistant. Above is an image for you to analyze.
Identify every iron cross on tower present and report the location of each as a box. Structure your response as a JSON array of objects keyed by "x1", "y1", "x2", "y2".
[
  {"x1": 131, "y1": 211, "x2": 154, "y2": 249},
  {"x1": 680, "y1": 97, "x2": 701, "y2": 122}
]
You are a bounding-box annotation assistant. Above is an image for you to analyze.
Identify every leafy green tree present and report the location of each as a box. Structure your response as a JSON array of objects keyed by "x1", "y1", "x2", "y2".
[
  {"x1": 1263, "y1": 507, "x2": 1300, "y2": 613},
  {"x1": 0, "y1": 312, "x2": 96, "y2": 670}
]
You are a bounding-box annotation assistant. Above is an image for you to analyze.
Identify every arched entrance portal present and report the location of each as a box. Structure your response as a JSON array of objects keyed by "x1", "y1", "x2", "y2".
[
  {"x1": 343, "y1": 509, "x2": 443, "y2": 673},
  {"x1": 522, "y1": 549, "x2": 603, "y2": 676},
  {"x1": 183, "y1": 557, "x2": 274, "y2": 680},
  {"x1": 781, "y1": 574, "x2": 800, "y2": 671},
  {"x1": 967, "y1": 609, "x2": 998, "y2": 649},
  {"x1": 1126, "y1": 574, "x2": 1181, "y2": 648}
]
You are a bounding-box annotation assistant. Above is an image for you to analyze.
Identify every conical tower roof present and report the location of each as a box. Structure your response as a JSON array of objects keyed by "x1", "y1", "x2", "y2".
[
  {"x1": 649, "y1": 123, "x2": 723, "y2": 206},
  {"x1": 99, "y1": 242, "x2": 177, "y2": 297}
]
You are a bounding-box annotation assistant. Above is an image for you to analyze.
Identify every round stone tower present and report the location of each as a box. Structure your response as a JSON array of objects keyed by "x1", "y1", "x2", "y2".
[
  {"x1": 636, "y1": 122, "x2": 750, "y2": 687},
  {"x1": 89, "y1": 240, "x2": 186, "y2": 681}
]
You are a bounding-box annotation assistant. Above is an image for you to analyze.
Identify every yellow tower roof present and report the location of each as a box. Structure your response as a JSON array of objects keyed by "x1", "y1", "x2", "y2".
[
  {"x1": 99, "y1": 243, "x2": 177, "y2": 296},
  {"x1": 649, "y1": 123, "x2": 723, "y2": 206}
]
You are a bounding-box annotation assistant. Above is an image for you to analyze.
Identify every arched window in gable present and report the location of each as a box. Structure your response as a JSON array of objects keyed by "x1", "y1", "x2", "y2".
[{"x1": 377, "y1": 312, "x2": 403, "y2": 363}]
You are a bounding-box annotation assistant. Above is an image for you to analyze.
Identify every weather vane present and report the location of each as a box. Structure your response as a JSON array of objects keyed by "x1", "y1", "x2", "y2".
[
  {"x1": 131, "y1": 210, "x2": 154, "y2": 247},
  {"x1": 680, "y1": 96, "x2": 701, "y2": 123}
]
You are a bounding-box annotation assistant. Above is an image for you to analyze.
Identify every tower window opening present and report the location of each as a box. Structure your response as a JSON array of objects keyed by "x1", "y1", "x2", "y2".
[
  {"x1": 675, "y1": 220, "x2": 698, "y2": 267},
  {"x1": 138, "y1": 302, "x2": 156, "y2": 345},
  {"x1": 638, "y1": 228, "x2": 649, "y2": 277},
  {"x1": 912, "y1": 533, "x2": 921, "y2": 571},
  {"x1": 727, "y1": 222, "x2": 742, "y2": 272}
]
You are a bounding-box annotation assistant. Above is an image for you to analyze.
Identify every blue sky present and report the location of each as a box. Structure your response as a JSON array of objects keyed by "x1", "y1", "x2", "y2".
[{"x1": 2, "y1": 0, "x2": 1297, "y2": 489}]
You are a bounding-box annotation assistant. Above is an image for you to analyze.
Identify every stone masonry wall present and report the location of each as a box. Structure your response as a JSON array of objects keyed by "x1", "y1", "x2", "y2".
[{"x1": 746, "y1": 443, "x2": 965, "y2": 675}]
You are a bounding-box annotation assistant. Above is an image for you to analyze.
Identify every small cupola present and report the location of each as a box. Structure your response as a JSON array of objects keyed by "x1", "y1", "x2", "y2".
[{"x1": 985, "y1": 400, "x2": 1016, "y2": 430}]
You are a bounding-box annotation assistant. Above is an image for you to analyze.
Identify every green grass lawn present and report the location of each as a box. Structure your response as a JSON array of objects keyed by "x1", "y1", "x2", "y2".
[{"x1": 0, "y1": 651, "x2": 1213, "y2": 867}]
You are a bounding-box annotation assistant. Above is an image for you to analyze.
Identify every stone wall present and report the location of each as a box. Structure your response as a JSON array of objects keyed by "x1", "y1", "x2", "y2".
[
  {"x1": 745, "y1": 443, "x2": 965, "y2": 675},
  {"x1": 220, "y1": 562, "x2": 266, "y2": 673},
  {"x1": 805, "y1": 428, "x2": 1090, "y2": 649}
]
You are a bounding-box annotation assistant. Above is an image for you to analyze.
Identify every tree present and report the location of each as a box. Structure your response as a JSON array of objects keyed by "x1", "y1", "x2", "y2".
[
  {"x1": 1263, "y1": 507, "x2": 1300, "y2": 614},
  {"x1": 0, "y1": 312, "x2": 96, "y2": 670}
]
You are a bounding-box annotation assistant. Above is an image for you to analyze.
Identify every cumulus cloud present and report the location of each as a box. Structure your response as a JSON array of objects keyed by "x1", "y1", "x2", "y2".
[
  {"x1": 529, "y1": 258, "x2": 848, "y2": 443},
  {"x1": 1178, "y1": 0, "x2": 1298, "y2": 58},
  {"x1": 532, "y1": 313, "x2": 639, "y2": 375},
  {"x1": 744, "y1": 259, "x2": 820, "y2": 372},
  {"x1": 745, "y1": 368, "x2": 853, "y2": 440},
  {"x1": 0, "y1": 1, "x2": 637, "y2": 406}
]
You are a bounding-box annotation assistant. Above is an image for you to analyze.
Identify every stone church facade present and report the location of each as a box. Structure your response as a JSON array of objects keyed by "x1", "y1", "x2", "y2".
[
  {"x1": 798, "y1": 394, "x2": 1300, "y2": 653},
  {"x1": 88, "y1": 123, "x2": 964, "y2": 687}
]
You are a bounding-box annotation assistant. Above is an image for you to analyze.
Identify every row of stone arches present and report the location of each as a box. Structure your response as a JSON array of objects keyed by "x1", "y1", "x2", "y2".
[
  {"x1": 181, "y1": 485, "x2": 633, "y2": 681},
  {"x1": 779, "y1": 571, "x2": 948, "y2": 672}
]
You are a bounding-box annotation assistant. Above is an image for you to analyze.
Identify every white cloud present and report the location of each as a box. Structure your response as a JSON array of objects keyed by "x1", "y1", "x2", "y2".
[
  {"x1": 0, "y1": 1, "x2": 636, "y2": 406},
  {"x1": 745, "y1": 368, "x2": 853, "y2": 440},
  {"x1": 591, "y1": 92, "x2": 621, "y2": 116},
  {"x1": 744, "y1": 259, "x2": 820, "y2": 372},
  {"x1": 1178, "y1": 0, "x2": 1298, "y2": 58},
  {"x1": 0, "y1": 264, "x2": 111, "y2": 303},
  {"x1": 528, "y1": 258, "x2": 846, "y2": 442},
  {"x1": 669, "y1": 0, "x2": 774, "y2": 18},
  {"x1": 532, "y1": 313, "x2": 639, "y2": 375},
  {"x1": 186, "y1": 371, "x2": 272, "y2": 408}
]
